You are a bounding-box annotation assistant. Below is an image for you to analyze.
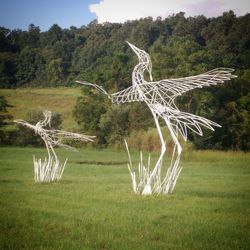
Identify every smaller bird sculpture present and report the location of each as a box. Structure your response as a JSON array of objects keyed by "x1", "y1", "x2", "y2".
[{"x1": 15, "y1": 110, "x2": 95, "y2": 182}]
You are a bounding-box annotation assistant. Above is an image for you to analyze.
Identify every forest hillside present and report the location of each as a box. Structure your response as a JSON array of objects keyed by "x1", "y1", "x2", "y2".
[{"x1": 0, "y1": 11, "x2": 249, "y2": 150}]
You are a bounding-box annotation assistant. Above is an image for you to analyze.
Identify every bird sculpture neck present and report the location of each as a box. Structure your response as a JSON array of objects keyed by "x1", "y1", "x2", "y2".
[{"x1": 132, "y1": 63, "x2": 147, "y2": 87}]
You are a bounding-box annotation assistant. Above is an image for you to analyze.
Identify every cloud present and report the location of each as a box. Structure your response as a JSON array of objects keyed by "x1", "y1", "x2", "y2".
[
  {"x1": 185, "y1": 0, "x2": 225, "y2": 17},
  {"x1": 89, "y1": 0, "x2": 250, "y2": 23}
]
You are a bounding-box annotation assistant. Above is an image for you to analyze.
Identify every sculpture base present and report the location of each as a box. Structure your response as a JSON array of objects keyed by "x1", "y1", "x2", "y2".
[
  {"x1": 125, "y1": 141, "x2": 182, "y2": 195},
  {"x1": 33, "y1": 155, "x2": 67, "y2": 183}
]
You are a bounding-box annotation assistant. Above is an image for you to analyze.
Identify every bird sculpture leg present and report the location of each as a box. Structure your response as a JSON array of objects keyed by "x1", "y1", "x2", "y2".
[
  {"x1": 33, "y1": 137, "x2": 66, "y2": 183},
  {"x1": 162, "y1": 119, "x2": 182, "y2": 194},
  {"x1": 47, "y1": 142, "x2": 67, "y2": 182},
  {"x1": 43, "y1": 140, "x2": 54, "y2": 182},
  {"x1": 33, "y1": 138, "x2": 52, "y2": 182},
  {"x1": 46, "y1": 142, "x2": 56, "y2": 182},
  {"x1": 142, "y1": 112, "x2": 166, "y2": 195}
]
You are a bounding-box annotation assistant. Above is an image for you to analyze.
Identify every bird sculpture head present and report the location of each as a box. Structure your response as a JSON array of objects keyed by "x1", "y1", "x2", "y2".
[{"x1": 127, "y1": 41, "x2": 153, "y2": 81}]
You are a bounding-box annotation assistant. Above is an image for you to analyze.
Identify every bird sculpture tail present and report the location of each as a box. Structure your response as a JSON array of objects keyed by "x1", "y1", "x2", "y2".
[
  {"x1": 76, "y1": 80, "x2": 111, "y2": 98},
  {"x1": 164, "y1": 110, "x2": 221, "y2": 141}
]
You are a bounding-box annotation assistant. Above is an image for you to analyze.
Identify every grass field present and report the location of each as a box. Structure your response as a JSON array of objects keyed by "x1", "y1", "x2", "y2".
[
  {"x1": 0, "y1": 147, "x2": 249, "y2": 249},
  {"x1": 0, "y1": 88, "x2": 82, "y2": 130}
]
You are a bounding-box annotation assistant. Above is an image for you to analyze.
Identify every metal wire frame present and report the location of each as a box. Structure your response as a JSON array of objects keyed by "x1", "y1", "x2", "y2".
[
  {"x1": 77, "y1": 42, "x2": 236, "y2": 195},
  {"x1": 15, "y1": 110, "x2": 95, "y2": 182}
]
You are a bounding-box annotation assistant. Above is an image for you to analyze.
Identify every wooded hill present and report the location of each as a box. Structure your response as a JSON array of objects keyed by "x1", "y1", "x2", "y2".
[{"x1": 0, "y1": 11, "x2": 249, "y2": 150}]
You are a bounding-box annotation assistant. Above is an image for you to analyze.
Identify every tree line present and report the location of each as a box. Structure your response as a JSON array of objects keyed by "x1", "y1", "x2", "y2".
[{"x1": 0, "y1": 11, "x2": 249, "y2": 150}]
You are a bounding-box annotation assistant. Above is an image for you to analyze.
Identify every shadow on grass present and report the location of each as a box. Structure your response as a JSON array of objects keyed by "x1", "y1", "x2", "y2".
[{"x1": 73, "y1": 160, "x2": 127, "y2": 165}]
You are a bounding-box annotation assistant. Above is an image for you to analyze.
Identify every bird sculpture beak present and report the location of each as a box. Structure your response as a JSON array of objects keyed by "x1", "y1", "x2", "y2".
[{"x1": 126, "y1": 41, "x2": 141, "y2": 55}]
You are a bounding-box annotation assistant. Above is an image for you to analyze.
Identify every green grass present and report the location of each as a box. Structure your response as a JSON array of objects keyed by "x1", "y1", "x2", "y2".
[
  {"x1": 0, "y1": 147, "x2": 249, "y2": 249},
  {"x1": 0, "y1": 88, "x2": 82, "y2": 130}
]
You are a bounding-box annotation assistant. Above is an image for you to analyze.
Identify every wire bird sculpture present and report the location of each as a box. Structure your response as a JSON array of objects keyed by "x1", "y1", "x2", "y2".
[
  {"x1": 15, "y1": 110, "x2": 95, "y2": 183},
  {"x1": 76, "y1": 42, "x2": 236, "y2": 195}
]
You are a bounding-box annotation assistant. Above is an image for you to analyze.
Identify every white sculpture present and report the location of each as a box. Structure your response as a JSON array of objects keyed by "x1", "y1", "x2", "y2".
[
  {"x1": 15, "y1": 110, "x2": 95, "y2": 183},
  {"x1": 76, "y1": 42, "x2": 236, "y2": 195}
]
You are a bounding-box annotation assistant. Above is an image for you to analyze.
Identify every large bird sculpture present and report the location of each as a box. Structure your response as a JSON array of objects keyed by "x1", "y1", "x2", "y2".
[{"x1": 76, "y1": 42, "x2": 236, "y2": 195}]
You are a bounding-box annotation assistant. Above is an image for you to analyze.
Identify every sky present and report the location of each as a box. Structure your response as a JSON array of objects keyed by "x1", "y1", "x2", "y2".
[{"x1": 0, "y1": 0, "x2": 249, "y2": 31}]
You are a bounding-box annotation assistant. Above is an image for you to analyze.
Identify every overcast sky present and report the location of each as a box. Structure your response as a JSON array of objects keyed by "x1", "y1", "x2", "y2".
[{"x1": 0, "y1": 0, "x2": 249, "y2": 31}]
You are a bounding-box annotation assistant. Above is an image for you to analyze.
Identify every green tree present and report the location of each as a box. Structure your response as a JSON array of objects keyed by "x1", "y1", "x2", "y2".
[
  {"x1": 16, "y1": 48, "x2": 45, "y2": 86},
  {"x1": 0, "y1": 52, "x2": 17, "y2": 87},
  {"x1": 0, "y1": 96, "x2": 13, "y2": 145},
  {"x1": 73, "y1": 88, "x2": 107, "y2": 146},
  {"x1": 46, "y1": 58, "x2": 64, "y2": 85}
]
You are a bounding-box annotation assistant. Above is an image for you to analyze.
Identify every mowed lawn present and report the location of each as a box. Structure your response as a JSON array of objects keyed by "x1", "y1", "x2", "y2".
[
  {"x1": 0, "y1": 147, "x2": 249, "y2": 250},
  {"x1": 0, "y1": 88, "x2": 82, "y2": 130}
]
